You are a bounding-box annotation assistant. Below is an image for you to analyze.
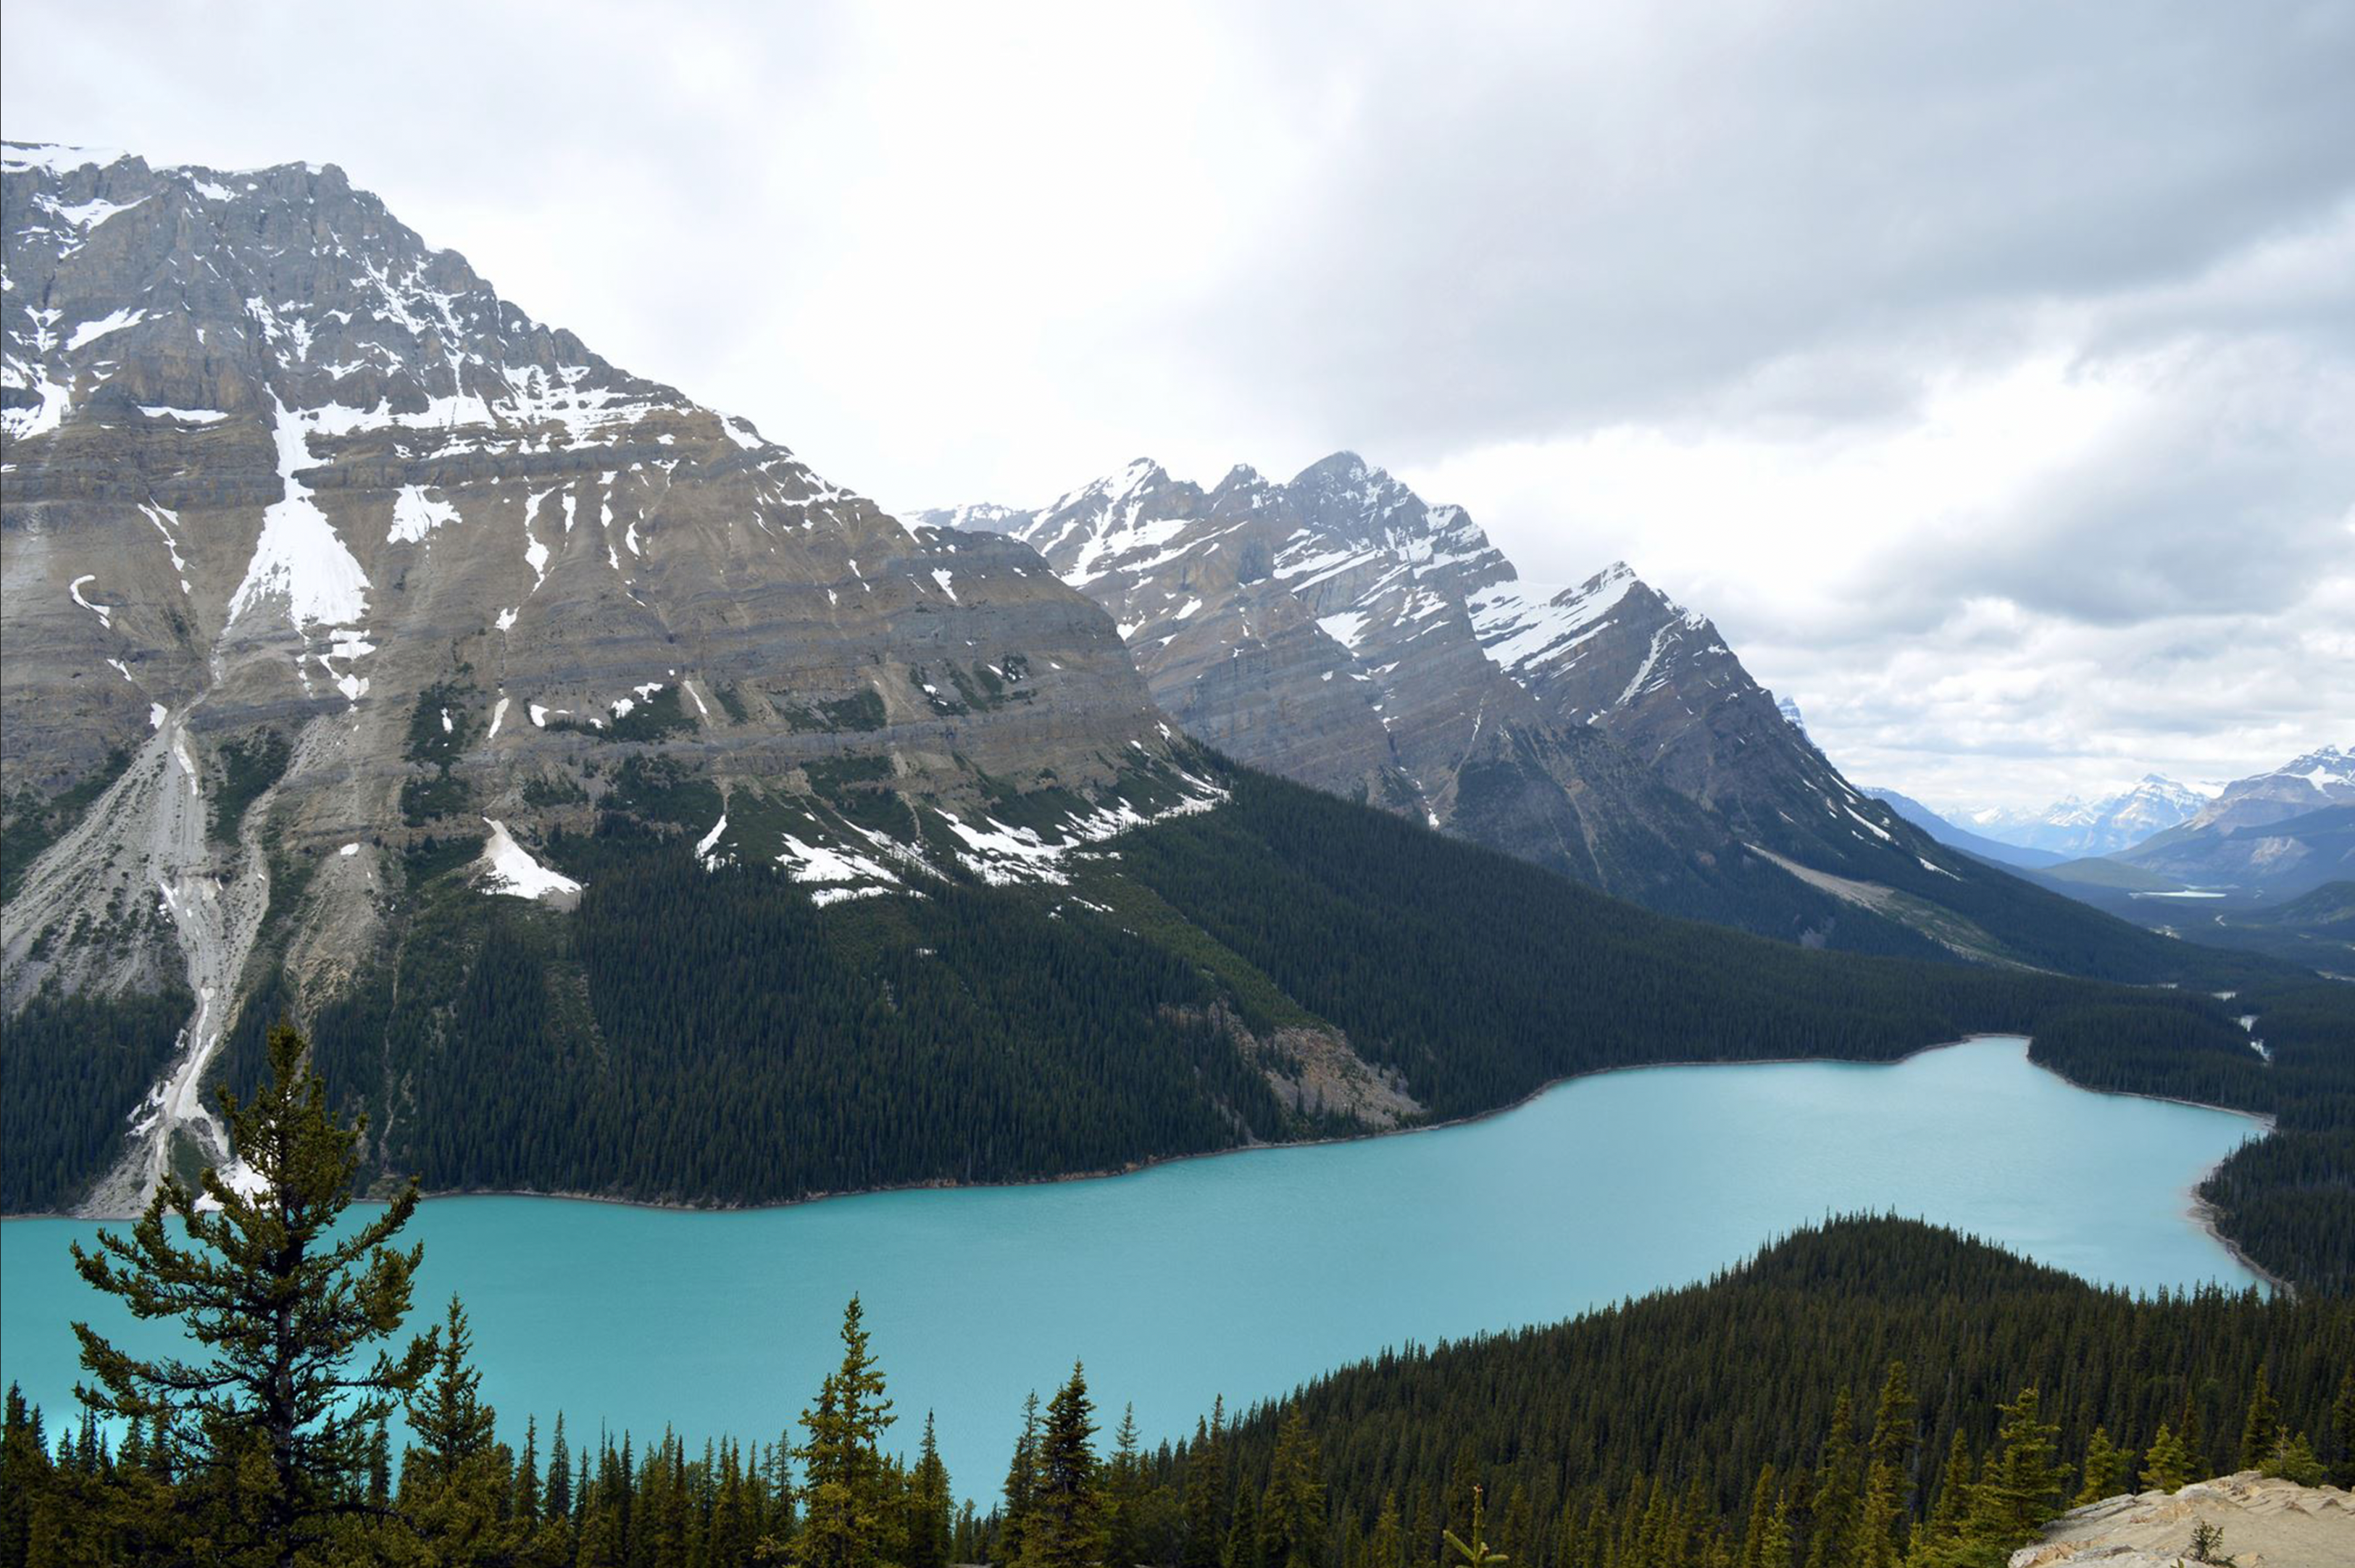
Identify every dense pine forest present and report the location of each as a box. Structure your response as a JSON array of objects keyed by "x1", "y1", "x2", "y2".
[
  {"x1": 3, "y1": 1033, "x2": 2348, "y2": 1568},
  {"x1": 7, "y1": 764, "x2": 2352, "y2": 1296}
]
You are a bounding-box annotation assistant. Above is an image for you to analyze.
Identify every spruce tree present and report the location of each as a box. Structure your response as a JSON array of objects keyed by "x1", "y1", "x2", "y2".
[
  {"x1": 1261, "y1": 1409, "x2": 1326, "y2": 1568},
  {"x1": 1371, "y1": 1490, "x2": 1405, "y2": 1568},
  {"x1": 0, "y1": 1387, "x2": 51, "y2": 1568},
  {"x1": 1738, "y1": 1466, "x2": 1777, "y2": 1568},
  {"x1": 2140, "y1": 1422, "x2": 2191, "y2": 1493},
  {"x1": 1226, "y1": 1477, "x2": 1264, "y2": 1568},
  {"x1": 907, "y1": 1411, "x2": 954, "y2": 1568},
  {"x1": 546, "y1": 1414, "x2": 574, "y2": 1521},
  {"x1": 796, "y1": 1296, "x2": 896, "y2": 1568},
  {"x1": 1854, "y1": 1361, "x2": 1915, "y2": 1565},
  {"x1": 1802, "y1": 1387, "x2": 1859, "y2": 1568},
  {"x1": 2175, "y1": 1393, "x2": 2206, "y2": 1478},
  {"x1": 2238, "y1": 1365, "x2": 2280, "y2": 1471},
  {"x1": 2261, "y1": 1430, "x2": 2325, "y2": 1486},
  {"x1": 1183, "y1": 1403, "x2": 1227, "y2": 1568},
  {"x1": 514, "y1": 1415, "x2": 541, "y2": 1526},
  {"x1": 1754, "y1": 1495, "x2": 1792, "y2": 1568},
  {"x1": 1104, "y1": 1404, "x2": 1147, "y2": 1568},
  {"x1": 399, "y1": 1294, "x2": 510, "y2": 1566},
  {"x1": 1855, "y1": 1461, "x2": 1901, "y2": 1568},
  {"x1": 407, "y1": 1294, "x2": 499, "y2": 1487},
  {"x1": 67, "y1": 1022, "x2": 434, "y2": 1568},
  {"x1": 1005, "y1": 1390, "x2": 1043, "y2": 1565},
  {"x1": 2070, "y1": 1428, "x2": 2127, "y2": 1506},
  {"x1": 1023, "y1": 1362, "x2": 1104, "y2": 1568},
  {"x1": 1964, "y1": 1388, "x2": 2064, "y2": 1548}
]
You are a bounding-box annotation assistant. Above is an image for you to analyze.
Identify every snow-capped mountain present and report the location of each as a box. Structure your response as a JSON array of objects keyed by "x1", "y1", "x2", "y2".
[
  {"x1": 922, "y1": 456, "x2": 1848, "y2": 937},
  {"x1": 1, "y1": 141, "x2": 1206, "y2": 1206},
  {"x1": 2100, "y1": 745, "x2": 2355, "y2": 893},
  {"x1": 921, "y1": 454, "x2": 2135, "y2": 964},
  {"x1": 2140, "y1": 746, "x2": 2355, "y2": 841},
  {"x1": 1967, "y1": 775, "x2": 2213, "y2": 859}
]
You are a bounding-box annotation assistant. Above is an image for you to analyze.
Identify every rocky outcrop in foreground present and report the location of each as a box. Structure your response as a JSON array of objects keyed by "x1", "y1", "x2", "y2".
[{"x1": 2012, "y1": 1472, "x2": 2355, "y2": 1567}]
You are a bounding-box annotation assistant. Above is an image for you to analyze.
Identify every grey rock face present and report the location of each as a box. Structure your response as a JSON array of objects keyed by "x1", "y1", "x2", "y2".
[
  {"x1": 1, "y1": 141, "x2": 1202, "y2": 1198},
  {"x1": 921, "y1": 454, "x2": 1927, "y2": 936},
  {"x1": 2127, "y1": 747, "x2": 2354, "y2": 848}
]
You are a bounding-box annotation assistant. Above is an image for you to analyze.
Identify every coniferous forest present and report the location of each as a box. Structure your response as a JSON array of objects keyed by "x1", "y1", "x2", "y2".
[
  {"x1": 2, "y1": 1031, "x2": 2349, "y2": 1568},
  {"x1": 8, "y1": 764, "x2": 2351, "y2": 1296}
]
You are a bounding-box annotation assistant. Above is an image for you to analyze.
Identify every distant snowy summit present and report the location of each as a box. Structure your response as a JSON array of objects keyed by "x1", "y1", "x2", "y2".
[
  {"x1": 1961, "y1": 775, "x2": 2216, "y2": 859},
  {"x1": 1951, "y1": 745, "x2": 2352, "y2": 864}
]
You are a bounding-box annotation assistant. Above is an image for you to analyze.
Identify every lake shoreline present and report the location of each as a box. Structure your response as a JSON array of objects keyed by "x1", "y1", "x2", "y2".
[
  {"x1": 27, "y1": 1033, "x2": 2272, "y2": 1272},
  {"x1": 34, "y1": 1034, "x2": 2007, "y2": 1222},
  {"x1": 7, "y1": 1035, "x2": 2275, "y2": 1488}
]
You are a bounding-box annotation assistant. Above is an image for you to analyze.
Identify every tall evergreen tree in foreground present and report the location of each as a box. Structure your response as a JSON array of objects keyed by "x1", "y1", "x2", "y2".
[
  {"x1": 1104, "y1": 1403, "x2": 1149, "y2": 1568},
  {"x1": 400, "y1": 1294, "x2": 513, "y2": 1561},
  {"x1": 406, "y1": 1295, "x2": 498, "y2": 1488},
  {"x1": 796, "y1": 1296, "x2": 896, "y2": 1568},
  {"x1": 1260, "y1": 1409, "x2": 1325, "y2": 1568},
  {"x1": 907, "y1": 1411, "x2": 955, "y2": 1568},
  {"x1": 1022, "y1": 1362, "x2": 1104, "y2": 1568},
  {"x1": 68, "y1": 1022, "x2": 435, "y2": 1567}
]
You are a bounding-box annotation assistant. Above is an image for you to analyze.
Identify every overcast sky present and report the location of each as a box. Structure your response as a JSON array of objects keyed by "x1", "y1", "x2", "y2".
[{"x1": 7, "y1": 0, "x2": 2348, "y2": 812}]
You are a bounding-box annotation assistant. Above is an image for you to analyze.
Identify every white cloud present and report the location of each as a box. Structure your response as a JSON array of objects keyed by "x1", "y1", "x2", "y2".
[{"x1": 4, "y1": 0, "x2": 2346, "y2": 810}]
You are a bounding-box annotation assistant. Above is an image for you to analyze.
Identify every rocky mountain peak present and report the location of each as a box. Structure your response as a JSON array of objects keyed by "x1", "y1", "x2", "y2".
[
  {"x1": 3, "y1": 140, "x2": 1203, "y2": 1205},
  {"x1": 2276, "y1": 743, "x2": 2352, "y2": 791},
  {"x1": 928, "y1": 449, "x2": 1986, "y2": 949},
  {"x1": 2150, "y1": 741, "x2": 2348, "y2": 833}
]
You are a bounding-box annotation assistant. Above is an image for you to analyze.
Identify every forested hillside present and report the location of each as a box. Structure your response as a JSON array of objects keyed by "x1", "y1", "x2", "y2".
[
  {"x1": 10, "y1": 762, "x2": 2349, "y2": 1293},
  {"x1": 1201, "y1": 1218, "x2": 2354, "y2": 1568}
]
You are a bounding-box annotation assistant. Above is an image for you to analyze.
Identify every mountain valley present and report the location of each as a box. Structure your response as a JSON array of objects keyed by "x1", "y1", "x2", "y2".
[{"x1": 4, "y1": 10, "x2": 2355, "y2": 1564}]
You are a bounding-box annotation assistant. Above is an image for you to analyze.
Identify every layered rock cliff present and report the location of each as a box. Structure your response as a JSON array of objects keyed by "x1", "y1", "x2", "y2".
[{"x1": 1, "y1": 141, "x2": 1207, "y2": 1204}]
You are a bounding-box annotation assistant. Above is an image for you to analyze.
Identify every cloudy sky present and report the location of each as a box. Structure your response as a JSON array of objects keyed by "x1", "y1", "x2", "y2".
[{"x1": 7, "y1": 0, "x2": 2348, "y2": 811}]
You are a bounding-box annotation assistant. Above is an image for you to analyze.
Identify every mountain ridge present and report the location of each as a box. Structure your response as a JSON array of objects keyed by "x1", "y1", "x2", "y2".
[
  {"x1": 920, "y1": 456, "x2": 2230, "y2": 975},
  {"x1": 0, "y1": 139, "x2": 1206, "y2": 1204},
  {"x1": 1959, "y1": 774, "x2": 2213, "y2": 859}
]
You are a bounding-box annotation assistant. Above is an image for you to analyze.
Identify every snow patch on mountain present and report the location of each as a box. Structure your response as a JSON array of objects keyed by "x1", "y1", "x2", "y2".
[{"x1": 478, "y1": 820, "x2": 583, "y2": 901}]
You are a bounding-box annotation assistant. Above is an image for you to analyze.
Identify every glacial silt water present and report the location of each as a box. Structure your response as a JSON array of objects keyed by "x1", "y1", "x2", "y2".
[{"x1": 0, "y1": 1038, "x2": 2262, "y2": 1493}]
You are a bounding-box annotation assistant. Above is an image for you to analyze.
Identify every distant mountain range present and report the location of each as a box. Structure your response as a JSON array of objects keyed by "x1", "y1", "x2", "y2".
[
  {"x1": 1863, "y1": 790, "x2": 2069, "y2": 871},
  {"x1": 2082, "y1": 747, "x2": 2354, "y2": 896},
  {"x1": 1896, "y1": 746, "x2": 2351, "y2": 901},
  {"x1": 1957, "y1": 775, "x2": 2215, "y2": 859},
  {"x1": 1901, "y1": 748, "x2": 2355, "y2": 969}
]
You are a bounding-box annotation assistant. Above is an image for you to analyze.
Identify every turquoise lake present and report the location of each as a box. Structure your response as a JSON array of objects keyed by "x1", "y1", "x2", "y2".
[{"x1": 0, "y1": 1038, "x2": 2264, "y2": 1496}]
